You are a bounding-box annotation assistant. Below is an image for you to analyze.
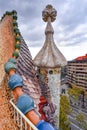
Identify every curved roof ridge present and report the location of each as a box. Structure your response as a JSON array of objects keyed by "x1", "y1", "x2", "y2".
[{"x1": 0, "y1": 10, "x2": 40, "y2": 110}]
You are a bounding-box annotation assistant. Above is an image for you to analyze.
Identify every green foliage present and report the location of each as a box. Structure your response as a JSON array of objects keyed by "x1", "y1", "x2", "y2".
[
  {"x1": 60, "y1": 95, "x2": 72, "y2": 114},
  {"x1": 76, "y1": 113, "x2": 87, "y2": 130},
  {"x1": 59, "y1": 95, "x2": 71, "y2": 130},
  {"x1": 68, "y1": 87, "x2": 82, "y2": 101},
  {"x1": 83, "y1": 122, "x2": 87, "y2": 130},
  {"x1": 60, "y1": 106, "x2": 70, "y2": 130},
  {"x1": 76, "y1": 113, "x2": 85, "y2": 123}
]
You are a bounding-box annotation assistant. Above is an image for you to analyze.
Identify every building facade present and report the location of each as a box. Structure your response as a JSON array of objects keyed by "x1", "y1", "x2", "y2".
[{"x1": 67, "y1": 54, "x2": 87, "y2": 89}]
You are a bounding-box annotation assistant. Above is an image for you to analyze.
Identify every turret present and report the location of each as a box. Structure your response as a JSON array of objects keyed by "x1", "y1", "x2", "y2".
[{"x1": 34, "y1": 5, "x2": 67, "y2": 129}]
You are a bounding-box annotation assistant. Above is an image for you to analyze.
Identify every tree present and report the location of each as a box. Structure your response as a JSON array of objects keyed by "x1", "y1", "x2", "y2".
[
  {"x1": 76, "y1": 113, "x2": 87, "y2": 130},
  {"x1": 59, "y1": 95, "x2": 72, "y2": 130},
  {"x1": 60, "y1": 106, "x2": 70, "y2": 130},
  {"x1": 68, "y1": 85, "x2": 87, "y2": 107},
  {"x1": 68, "y1": 86, "x2": 82, "y2": 101},
  {"x1": 60, "y1": 95, "x2": 72, "y2": 114},
  {"x1": 76, "y1": 113, "x2": 85, "y2": 123}
]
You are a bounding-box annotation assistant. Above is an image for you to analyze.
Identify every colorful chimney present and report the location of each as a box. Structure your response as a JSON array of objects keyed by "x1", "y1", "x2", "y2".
[{"x1": 34, "y1": 5, "x2": 67, "y2": 129}]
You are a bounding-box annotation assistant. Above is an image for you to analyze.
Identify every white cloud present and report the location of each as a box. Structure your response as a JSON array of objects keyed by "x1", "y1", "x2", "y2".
[
  {"x1": 0, "y1": 0, "x2": 87, "y2": 61},
  {"x1": 58, "y1": 43, "x2": 87, "y2": 61},
  {"x1": 29, "y1": 42, "x2": 87, "y2": 61}
]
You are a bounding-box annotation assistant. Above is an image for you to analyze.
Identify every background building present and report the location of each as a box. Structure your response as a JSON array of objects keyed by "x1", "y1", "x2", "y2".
[{"x1": 67, "y1": 54, "x2": 87, "y2": 89}]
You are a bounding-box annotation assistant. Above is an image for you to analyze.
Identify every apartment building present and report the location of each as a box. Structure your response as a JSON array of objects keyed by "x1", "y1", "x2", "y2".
[{"x1": 67, "y1": 54, "x2": 87, "y2": 89}]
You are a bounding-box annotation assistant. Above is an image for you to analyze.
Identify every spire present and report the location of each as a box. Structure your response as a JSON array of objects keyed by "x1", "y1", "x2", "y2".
[
  {"x1": 34, "y1": 5, "x2": 67, "y2": 67},
  {"x1": 42, "y1": 4, "x2": 56, "y2": 35},
  {"x1": 45, "y1": 17, "x2": 54, "y2": 35}
]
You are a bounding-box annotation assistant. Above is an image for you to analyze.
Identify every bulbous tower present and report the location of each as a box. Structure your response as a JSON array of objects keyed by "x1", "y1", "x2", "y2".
[{"x1": 34, "y1": 5, "x2": 67, "y2": 129}]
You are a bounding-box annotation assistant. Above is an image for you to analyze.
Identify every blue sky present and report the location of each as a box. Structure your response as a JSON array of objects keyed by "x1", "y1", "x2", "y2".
[{"x1": 0, "y1": 0, "x2": 87, "y2": 60}]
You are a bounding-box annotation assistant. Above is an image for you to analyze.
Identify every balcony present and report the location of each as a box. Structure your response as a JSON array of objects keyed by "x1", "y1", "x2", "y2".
[{"x1": 10, "y1": 98, "x2": 38, "y2": 130}]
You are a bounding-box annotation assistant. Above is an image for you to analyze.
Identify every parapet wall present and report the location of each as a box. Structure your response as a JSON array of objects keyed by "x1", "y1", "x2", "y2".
[
  {"x1": 0, "y1": 76, "x2": 18, "y2": 130},
  {"x1": 0, "y1": 11, "x2": 41, "y2": 129},
  {"x1": 0, "y1": 15, "x2": 18, "y2": 130},
  {"x1": 0, "y1": 15, "x2": 15, "y2": 84}
]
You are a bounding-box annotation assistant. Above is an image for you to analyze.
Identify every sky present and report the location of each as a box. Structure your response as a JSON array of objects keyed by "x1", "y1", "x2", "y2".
[{"x1": 0, "y1": 0, "x2": 87, "y2": 61}]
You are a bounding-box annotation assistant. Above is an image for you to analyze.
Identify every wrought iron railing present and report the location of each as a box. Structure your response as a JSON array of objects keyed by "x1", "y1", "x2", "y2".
[{"x1": 10, "y1": 99, "x2": 38, "y2": 130}]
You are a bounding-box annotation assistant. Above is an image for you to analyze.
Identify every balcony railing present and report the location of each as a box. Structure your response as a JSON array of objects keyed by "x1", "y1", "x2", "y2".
[{"x1": 10, "y1": 98, "x2": 38, "y2": 130}]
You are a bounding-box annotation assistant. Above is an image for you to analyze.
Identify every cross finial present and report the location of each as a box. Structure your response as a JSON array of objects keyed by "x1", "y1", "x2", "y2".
[{"x1": 42, "y1": 5, "x2": 57, "y2": 22}]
